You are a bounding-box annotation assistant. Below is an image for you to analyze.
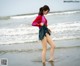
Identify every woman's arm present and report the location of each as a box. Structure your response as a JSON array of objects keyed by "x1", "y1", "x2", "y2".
[{"x1": 32, "y1": 15, "x2": 42, "y2": 27}]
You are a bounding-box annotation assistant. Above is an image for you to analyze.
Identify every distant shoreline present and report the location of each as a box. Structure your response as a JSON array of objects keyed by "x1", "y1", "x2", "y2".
[
  {"x1": 10, "y1": 9, "x2": 80, "y2": 16},
  {"x1": 0, "y1": 9, "x2": 80, "y2": 20}
]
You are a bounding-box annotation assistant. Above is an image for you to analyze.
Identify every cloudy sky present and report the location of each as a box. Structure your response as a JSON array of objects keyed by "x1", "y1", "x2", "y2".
[{"x1": 0, "y1": 0, "x2": 80, "y2": 16}]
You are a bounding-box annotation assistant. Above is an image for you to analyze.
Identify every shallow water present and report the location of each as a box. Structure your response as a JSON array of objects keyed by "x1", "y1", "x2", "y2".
[{"x1": 0, "y1": 46, "x2": 80, "y2": 66}]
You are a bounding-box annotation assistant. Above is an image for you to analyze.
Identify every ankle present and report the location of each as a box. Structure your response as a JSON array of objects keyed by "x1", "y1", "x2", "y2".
[
  {"x1": 42, "y1": 61, "x2": 46, "y2": 64},
  {"x1": 49, "y1": 58, "x2": 53, "y2": 60}
]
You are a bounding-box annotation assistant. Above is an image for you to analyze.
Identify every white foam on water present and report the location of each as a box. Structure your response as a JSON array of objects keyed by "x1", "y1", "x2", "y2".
[
  {"x1": 0, "y1": 21, "x2": 80, "y2": 44},
  {"x1": 10, "y1": 14, "x2": 37, "y2": 19},
  {"x1": 49, "y1": 22, "x2": 80, "y2": 32}
]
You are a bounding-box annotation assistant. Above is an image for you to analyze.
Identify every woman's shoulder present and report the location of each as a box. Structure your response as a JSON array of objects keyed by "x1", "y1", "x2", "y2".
[{"x1": 36, "y1": 15, "x2": 42, "y2": 18}]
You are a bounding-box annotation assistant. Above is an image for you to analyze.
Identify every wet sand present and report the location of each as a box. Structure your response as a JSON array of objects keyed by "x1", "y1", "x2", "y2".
[{"x1": 0, "y1": 46, "x2": 80, "y2": 66}]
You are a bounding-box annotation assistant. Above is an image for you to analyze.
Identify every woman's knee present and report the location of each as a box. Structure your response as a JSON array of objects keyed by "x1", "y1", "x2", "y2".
[
  {"x1": 52, "y1": 44, "x2": 56, "y2": 49},
  {"x1": 50, "y1": 44, "x2": 55, "y2": 49},
  {"x1": 42, "y1": 48, "x2": 47, "y2": 52}
]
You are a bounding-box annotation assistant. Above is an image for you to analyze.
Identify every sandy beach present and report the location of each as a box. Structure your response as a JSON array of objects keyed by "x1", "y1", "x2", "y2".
[
  {"x1": 0, "y1": 39, "x2": 80, "y2": 66},
  {"x1": 0, "y1": 46, "x2": 80, "y2": 66}
]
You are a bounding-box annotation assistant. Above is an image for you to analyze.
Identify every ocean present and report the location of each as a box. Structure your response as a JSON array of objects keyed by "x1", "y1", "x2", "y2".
[
  {"x1": 0, "y1": 10, "x2": 80, "y2": 47},
  {"x1": 0, "y1": 10, "x2": 80, "y2": 66}
]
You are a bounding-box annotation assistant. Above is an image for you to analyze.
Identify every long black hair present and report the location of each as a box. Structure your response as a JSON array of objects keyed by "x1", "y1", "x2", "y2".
[{"x1": 38, "y1": 5, "x2": 50, "y2": 15}]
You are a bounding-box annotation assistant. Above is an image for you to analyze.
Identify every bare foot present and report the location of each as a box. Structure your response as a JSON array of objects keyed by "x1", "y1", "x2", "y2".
[
  {"x1": 42, "y1": 61, "x2": 48, "y2": 64},
  {"x1": 48, "y1": 59, "x2": 54, "y2": 62}
]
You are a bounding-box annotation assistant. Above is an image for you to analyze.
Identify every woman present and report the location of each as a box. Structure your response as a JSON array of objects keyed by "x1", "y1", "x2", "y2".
[{"x1": 32, "y1": 5, "x2": 55, "y2": 63}]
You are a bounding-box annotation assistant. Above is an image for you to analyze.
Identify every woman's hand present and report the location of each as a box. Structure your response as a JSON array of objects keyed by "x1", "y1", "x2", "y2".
[
  {"x1": 40, "y1": 23, "x2": 44, "y2": 26},
  {"x1": 48, "y1": 28, "x2": 51, "y2": 33}
]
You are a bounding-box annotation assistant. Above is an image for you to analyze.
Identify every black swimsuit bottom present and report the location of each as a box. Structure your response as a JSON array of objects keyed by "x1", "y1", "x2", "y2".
[{"x1": 39, "y1": 25, "x2": 51, "y2": 40}]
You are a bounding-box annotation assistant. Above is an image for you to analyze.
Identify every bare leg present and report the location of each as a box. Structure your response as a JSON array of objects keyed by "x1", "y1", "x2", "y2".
[
  {"x1": 46, "y1": 33, "x2": 55, "y2": 61},
  {"x1": 41, "y1": 37, "x2": 47, "y2": 63}
]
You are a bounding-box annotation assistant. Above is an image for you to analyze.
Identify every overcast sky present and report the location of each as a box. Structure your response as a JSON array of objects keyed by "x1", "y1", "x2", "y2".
[{"x1": 0, "y1": 0, "x2": 80, "y2": 16}]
